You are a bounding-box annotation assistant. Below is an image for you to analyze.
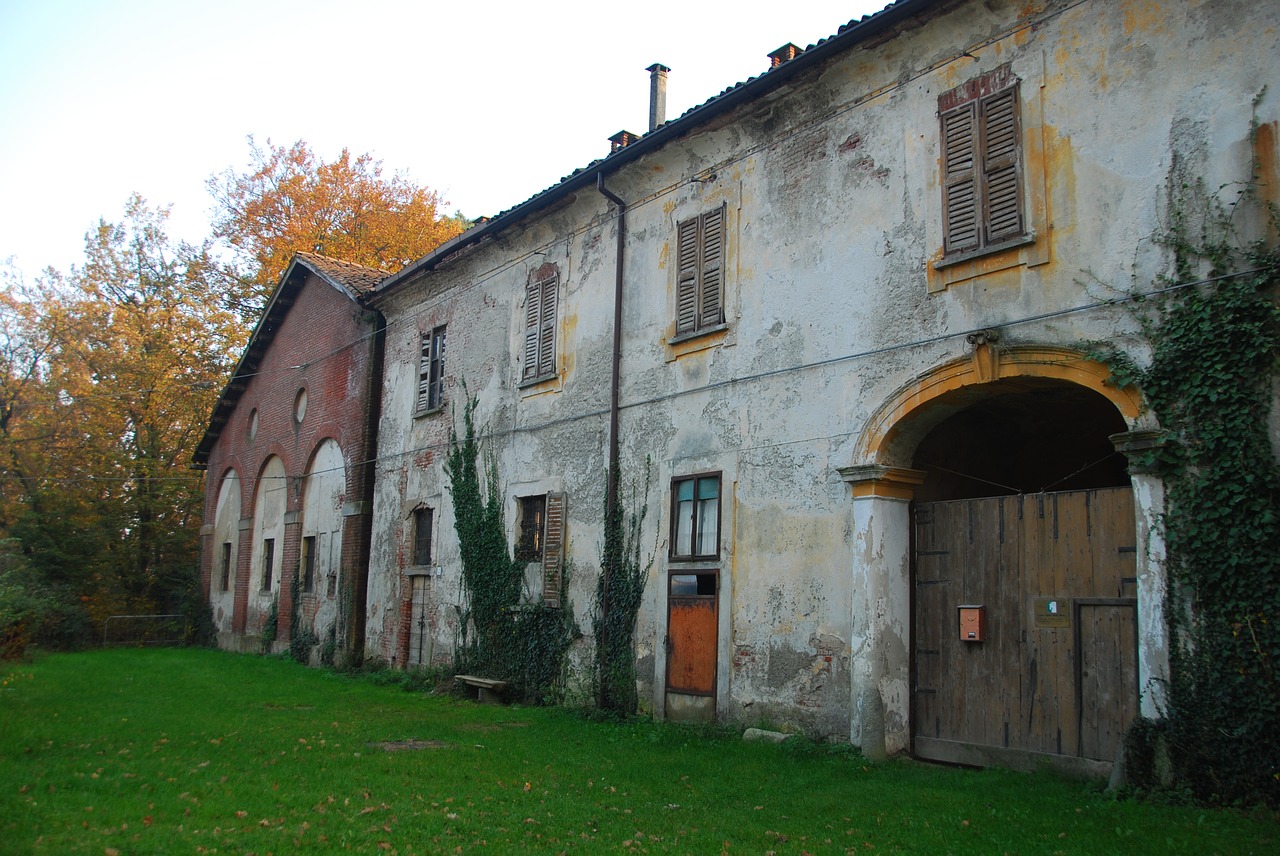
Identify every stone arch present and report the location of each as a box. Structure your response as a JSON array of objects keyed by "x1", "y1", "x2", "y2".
[
  {"x1": 853, "y1": 345, "x2": 1144, "y2": 473},
  {"x1": 210, "y1": 469, "x2": 241, "y2": 633},
  {"x1": 841, "y1": 344, "x2": 1167, "y2": 763},
  {"x1": 298, "y1": 439, "x2": 346, "y2": 642},
  {"x1": 248, "y1": 456, "x2": 288, "y2": 634}
]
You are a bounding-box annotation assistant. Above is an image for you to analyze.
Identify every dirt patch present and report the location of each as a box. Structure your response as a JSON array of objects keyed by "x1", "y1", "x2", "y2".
[{"x1": 369, "y1": 739, "x2": 451, "y2": 752}]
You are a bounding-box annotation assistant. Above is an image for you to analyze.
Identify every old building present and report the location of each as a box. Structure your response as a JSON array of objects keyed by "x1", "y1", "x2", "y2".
[
  {"x1": 363, "y1": 0, "x2": 1280, "y2": 771},
  {"x1": 195, "y1": 253, "x2": 384, "y2": 661},
  {"x1": 199, "y1": 0, "x2": 1279, "y2": 774}
]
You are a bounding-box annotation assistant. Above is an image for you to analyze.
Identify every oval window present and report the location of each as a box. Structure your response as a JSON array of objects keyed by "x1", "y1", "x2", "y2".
[{"x1": 294, "y1": 387, "x2": 308, "y2": 424}]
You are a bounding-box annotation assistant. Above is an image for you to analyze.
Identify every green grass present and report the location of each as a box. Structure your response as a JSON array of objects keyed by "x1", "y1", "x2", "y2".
[{"x1": 1, "y1": 650, "x2": 1275, "y2": 854}]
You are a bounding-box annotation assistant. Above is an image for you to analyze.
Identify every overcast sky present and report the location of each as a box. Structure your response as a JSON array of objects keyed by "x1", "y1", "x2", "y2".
[{"x1": 0, "y1": 0, "x2": 887, "y2": 277}]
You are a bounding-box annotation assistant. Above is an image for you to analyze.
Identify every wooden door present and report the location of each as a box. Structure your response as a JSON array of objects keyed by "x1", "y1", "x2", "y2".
[
  {"x1": 407, "y1": 575, "x2": 430, "y2": 668},
  {"x1": 667, "y1": 573, "x2": 718, "y2": 699},
  {"x1": 912, "y1": 488, "x2": 1137, "y2": 765}
]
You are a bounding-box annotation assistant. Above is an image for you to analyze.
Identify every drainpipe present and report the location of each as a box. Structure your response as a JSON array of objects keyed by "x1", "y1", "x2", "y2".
[{"x1": 596, "y1": 172, "x2": 626, "y2": 705}]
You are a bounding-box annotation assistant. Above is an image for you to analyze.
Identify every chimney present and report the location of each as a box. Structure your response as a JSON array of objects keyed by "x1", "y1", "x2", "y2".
[
  {"x1": 647, "y1": 63, "x2": 670, "y2": 131},
  {"x1": 767, "y1": 43, "x2": 804, "y2": 68},
  {"x1": 609, "y1": 130, "x2": 639, "y2": 153}
]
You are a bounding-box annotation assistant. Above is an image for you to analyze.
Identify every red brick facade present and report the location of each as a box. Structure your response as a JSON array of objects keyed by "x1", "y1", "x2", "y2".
[{"x1": 194, "y1": 254, "x2": 383, "y2": 659}]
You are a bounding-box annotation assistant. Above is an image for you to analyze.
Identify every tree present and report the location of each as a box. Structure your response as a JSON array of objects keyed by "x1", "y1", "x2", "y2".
[
  {"x1": 0, "y1": 197, "x2": 244, "y2": 645},
  {"x1": 208, "y1": 138, "x2": 468, "y2": 314}
]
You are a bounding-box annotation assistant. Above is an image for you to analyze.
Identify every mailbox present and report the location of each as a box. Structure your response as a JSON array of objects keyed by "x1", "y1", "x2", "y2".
[{"x1": 958, "y1": 605, "x2": 985, "y2": 642}]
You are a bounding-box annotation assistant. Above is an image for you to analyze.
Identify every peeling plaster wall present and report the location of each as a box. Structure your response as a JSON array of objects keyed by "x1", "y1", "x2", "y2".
[{"x1": 366, "y1": 0, "x2": 1280, "y2": 742}]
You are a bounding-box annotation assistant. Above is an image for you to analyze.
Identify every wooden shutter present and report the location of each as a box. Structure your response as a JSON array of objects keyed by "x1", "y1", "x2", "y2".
[
  {"x1": 699, "y1": 206, "x2": 724, "y2": 328},
  {"x1": 981, "y1": 86, "x2": 1023, "y2": 244},
  {"x1": 537, "y1": 273, "x2": 557, "y2": 377},
  {"x1": 675, "y1": 216, "x2": 699, "y2": 335},
  {"x1": 941, "y1": 102, "x2": 979, "y2": 253},
  {"x1": 522, "y1": 278, "x2": 541, "y2": 381},
  {"x1": 416, "y1": 333, "x2": 432, "y2": 410},
  {"x1": 541, "y1": 492, "x2": 566, "y2": 608}
]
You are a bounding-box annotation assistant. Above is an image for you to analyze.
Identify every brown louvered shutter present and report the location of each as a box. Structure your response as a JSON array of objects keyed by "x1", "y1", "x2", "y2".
[
  {"x1": 699, "y1": 205, "x2": 725, "y2": 328},
  {"x1": 675, "y1": 216, "x2": 699, "y2": 335},
  {"x1": 541, "y1": 492, "x2": 566, "y2": 608},
  {"x1": 981, "y1": 85, "x2": 1023, "y2": 244},
  {"x1": 416, "y1": 333, "x2": 431, "y2": 411},
  {"x1": 941, "y1": 102, "x2": 979, "y2": 253},
  {"x1": 522, "y1": 278, "x2": 541, "y2": 381},
  {"x1": 538, "y1": 273, "x2": 557, "y2": 377}
]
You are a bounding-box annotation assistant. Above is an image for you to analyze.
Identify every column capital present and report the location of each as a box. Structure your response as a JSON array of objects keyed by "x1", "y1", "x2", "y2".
[
  {"x1": 1110, "y1": 429, "x2": 1168, "y2": 475},
  {"x1": 837, "y1": 465, "x2": 927, "y2": 500}
]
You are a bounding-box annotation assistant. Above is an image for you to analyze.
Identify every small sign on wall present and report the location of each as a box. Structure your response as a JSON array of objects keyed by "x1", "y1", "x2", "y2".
[
  {"x1": 1033, "y1": 597, "x2": 1071, "y2": 628},
  {"x1": 958, "y1": 605, "x2": 985, "y2": 642}
]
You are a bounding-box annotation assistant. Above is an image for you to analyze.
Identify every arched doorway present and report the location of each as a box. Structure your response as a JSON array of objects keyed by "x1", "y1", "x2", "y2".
[
  {"x1": 842, "y1": 346, "x2": 1162, "y2": 773},
  {"x1": 908, "y1": 379, "x2": 1136, "y2": 769}
]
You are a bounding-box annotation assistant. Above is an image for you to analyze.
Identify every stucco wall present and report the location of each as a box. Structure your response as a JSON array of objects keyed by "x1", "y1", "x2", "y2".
[{"x1": 366, "y1": 0, "x2": 1280, "y2": 740}]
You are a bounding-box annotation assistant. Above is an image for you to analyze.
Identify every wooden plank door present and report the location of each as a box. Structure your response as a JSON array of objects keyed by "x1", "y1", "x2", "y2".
[
  {"x1": 407, "y1": 575, "x2": 430, "y2": 668},
  {"x1": 912, "y1": 488, "x2": 1138, "y2": 765}
]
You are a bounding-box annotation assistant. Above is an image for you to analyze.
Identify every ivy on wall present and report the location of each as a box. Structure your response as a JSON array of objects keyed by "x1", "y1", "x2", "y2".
[
  {"x1": 1091, "y1": 105, "x2": 1280, "y2": 804},
  {"x1": 594, "y1": 459, "x2": 652, "y2": 715},
  {"x1": 444, "y1": 395, "x2": 576, "y2": 703}
]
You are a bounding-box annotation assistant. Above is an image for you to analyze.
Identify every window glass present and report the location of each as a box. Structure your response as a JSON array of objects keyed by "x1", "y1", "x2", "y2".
[{"x1": 671, "y1": 474, "x2": 720, "y2": 559}]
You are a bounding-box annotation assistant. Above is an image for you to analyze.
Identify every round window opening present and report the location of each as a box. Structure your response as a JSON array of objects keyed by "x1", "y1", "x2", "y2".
[
  {"x1": 294, "y1": 387, "x2": 308, "y2": 424},
  {"x1": 247, "y1": 408, "x2": 259, "y2": 442}
]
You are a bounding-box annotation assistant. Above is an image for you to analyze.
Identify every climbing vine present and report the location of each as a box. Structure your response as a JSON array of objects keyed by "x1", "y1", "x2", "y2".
[
  {"x1": 594, "y1": 458, "x2": 653, "y2": 715},
  {"x1": 445, "y1": 395, "x2": 576, "y2": 703},
  {"x1": 288, "y1": 569, "x2": 318, "y2": 665},
  {"x1": 1090, "y1": 103, "x2": 1280, "y2": 805}
]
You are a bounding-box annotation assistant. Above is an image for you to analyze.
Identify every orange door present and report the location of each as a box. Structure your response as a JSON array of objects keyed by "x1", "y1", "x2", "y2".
[{"x1": 667, "y1": 573, "x2": 717, "y2": 696}]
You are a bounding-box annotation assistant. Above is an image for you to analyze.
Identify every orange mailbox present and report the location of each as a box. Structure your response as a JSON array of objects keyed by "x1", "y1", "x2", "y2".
[{"x1": 958, "y1": 605, "x2": 985, "y2": 642}]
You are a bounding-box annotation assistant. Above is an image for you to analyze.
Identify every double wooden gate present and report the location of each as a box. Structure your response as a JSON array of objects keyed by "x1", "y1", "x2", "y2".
[{"x1": 913, "y1": 488, "x2": 1138, "y2": 766}]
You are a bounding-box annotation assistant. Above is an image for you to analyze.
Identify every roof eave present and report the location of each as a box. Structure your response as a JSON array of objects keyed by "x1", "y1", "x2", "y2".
[{"x1": 374, "y1": 0, "x2": 936, "y2": 299}]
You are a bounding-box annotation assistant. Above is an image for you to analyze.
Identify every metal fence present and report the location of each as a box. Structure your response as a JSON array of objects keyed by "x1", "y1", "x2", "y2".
[{"x1": 102, "y1": 614, "x2": 190, "y2": 647}]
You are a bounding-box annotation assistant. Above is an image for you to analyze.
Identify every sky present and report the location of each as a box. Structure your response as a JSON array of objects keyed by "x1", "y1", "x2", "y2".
[{"x1": 0, "y1": 0, "x2": 887, "y2": 278}]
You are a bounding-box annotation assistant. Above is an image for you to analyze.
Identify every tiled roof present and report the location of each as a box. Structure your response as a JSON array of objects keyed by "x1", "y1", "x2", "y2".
[{"x1": 294, "y1": 251, "x2": 386, "y2": 295}]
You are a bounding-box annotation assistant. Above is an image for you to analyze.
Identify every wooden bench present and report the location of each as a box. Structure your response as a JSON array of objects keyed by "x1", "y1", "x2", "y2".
[{"x1": 454, "y1": 674, "x2": 507, "y2": 704}]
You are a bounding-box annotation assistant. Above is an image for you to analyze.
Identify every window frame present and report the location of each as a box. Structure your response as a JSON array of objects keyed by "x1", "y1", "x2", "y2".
[
  {"x1": 521, "y1": 264, "x2": 559, "y2": 384},
  {"x1": 300, "y1": 535, "x2": 316, "y2": 594},
  {"x1": 669, "y1": 472, "x2": 722, "y2": 561},
  {"x1": 674, "y1": 205, "x2": 726, "y2": 339},
  {"x1": 937, "y1": 64, "x2": 1027, "y2": 263},
  {"x1": 219, "y1": 541, "x2": 232, "y2": 592},
  {"x1": 412, "y1": 507, "x2": 434, "y2": 567},
  {"x1": 416, "y1": 325, "x2": 447, "y2": 414},
  {"x1": 515, "y1": 494, "x2": 547, "y2": 563},
  {"x1": 260, "y1": 537, "x2": 275, "y2": 592}
]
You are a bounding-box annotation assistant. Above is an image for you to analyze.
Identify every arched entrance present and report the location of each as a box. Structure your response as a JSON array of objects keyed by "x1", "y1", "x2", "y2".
[{"x1": 841, "y1": 346, "x2": 1166, "y2": 773}]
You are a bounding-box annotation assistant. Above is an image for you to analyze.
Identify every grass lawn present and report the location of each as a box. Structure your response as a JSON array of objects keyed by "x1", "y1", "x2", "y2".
[{"x1": 1, "y1": 649, "x2": 1275, "y2": 854}]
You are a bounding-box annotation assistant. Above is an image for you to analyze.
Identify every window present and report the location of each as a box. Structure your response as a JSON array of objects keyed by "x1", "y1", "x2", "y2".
[
  {"x1": 675, "y1": 205, "x2": 725, "y2": 336},
  {"x1": 417, "y1": 325, "x2": 446, "y2": 413},
  {"x1": 219, "y1": 542, "x2": 232, "y2": 591},
  {"x1": 300, "y1": 536, "x2": 316, "y2": 593},
  {"x1": 671, "y1": 474, "x2": 720, "y2": 559},
  {"x1": 515, "y1": 494, "x2": 547, "y2": 562},
  {"x1": 293, "y1": 387, "x2": 308, "y2": 424},
  {"x1": 522, "y1": 264, "x2": 558, "y2": 382},
  {"x1": 261, "y1": 538, "x2": 275, "y2": 592},
  {"x1": 939, "y1": 64, "x2": 1024, "y2": 258},
  {"x1": 412, "y1": 507, "x2": 433, "y2": 566}
]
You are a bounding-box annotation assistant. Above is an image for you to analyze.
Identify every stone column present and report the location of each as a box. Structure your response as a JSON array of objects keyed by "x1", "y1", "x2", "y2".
[
  {"x1": 837, "y1": 464, "x2": 926, "y2": 757},
  {"x1": 1111, "y1": 430, "x2": 1170, "y2": 718}
]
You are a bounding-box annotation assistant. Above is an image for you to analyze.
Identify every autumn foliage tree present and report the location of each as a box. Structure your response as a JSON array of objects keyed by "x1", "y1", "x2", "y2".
[
  {"x1": 208, "y1": 137, "x2": 468, "y2": 314},
  {"x1": 0, "y1": 197, "x2": 244, "y2": 648}
]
